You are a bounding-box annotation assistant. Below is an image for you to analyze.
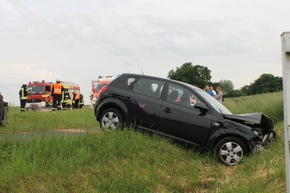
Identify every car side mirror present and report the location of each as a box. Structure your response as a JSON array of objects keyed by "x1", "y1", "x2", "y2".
[{"x1": 194, "y1": 101, "x2": 209, "y2": 113}]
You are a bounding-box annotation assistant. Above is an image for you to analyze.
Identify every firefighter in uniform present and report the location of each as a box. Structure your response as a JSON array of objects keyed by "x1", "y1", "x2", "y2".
[
  {"x1": 19, "y1": 84, "x2": 28, "y2": 112},
  {"x1": 72, "y1": 91, "x2": 80, "y2": 109},
  {"x1": 51, "y1": 79, "x2": 64, "y2": 111},
  {"x1": 61, "y1": 89, "x2": 70, "y2": 110},
  {"x1": 79, "y1": 94, "x2": 84, "y2": 109}
]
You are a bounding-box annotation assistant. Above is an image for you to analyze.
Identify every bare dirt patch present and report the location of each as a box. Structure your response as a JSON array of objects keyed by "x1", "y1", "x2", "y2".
[{"x1": 53, "y1": 129, "x2": 88, "y2": 133}]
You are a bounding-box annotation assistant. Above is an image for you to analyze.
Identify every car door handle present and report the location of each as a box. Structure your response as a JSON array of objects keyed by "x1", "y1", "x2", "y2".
[{"x1": 163, "y1": 108, "x2": 172, "y2": 113}]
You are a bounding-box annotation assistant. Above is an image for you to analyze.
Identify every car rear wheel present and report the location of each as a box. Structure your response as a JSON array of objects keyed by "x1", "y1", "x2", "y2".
[
  {"x1": 100, "y1": 108, "x2": 123, "y2": 131},
  {"x1": 215, "y1": 137, "x2": 248, "y2": 166}
]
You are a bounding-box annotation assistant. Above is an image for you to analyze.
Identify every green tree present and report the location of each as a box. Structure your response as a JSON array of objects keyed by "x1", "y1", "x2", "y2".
[
  {"x1": 243, "y1": 74, "x2": 282, "y2": 95},
  {"x1": 227, "y1": 89, "x2": 245, "y2": 97},
  {"x1": 241, "y1": 85, "x2": 250, "y2": 95},
  {"x1": 219, "y1": 80, "x2": 234, "y2": 95},
  {"x1": 167, "y1": 63, "x2": 211, "y2": 88}
]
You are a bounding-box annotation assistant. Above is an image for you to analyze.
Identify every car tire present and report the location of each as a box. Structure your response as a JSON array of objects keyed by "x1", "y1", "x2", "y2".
[
  {"x1": 100, "y1": 108, "x2": 123, "y2": 131},
  {"x1": 215, "y1": 137, "x2": 248, "y2": 166}
]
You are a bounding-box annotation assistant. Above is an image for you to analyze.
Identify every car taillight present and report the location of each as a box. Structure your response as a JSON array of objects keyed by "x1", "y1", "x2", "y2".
[{"x1": 100, "y1": 85, "x2": 108, "y2": 94}]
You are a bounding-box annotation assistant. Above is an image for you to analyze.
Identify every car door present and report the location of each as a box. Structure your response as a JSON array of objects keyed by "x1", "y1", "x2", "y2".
[
  {"x1": 124, "y1": 77, "x2": 164, "y2": 130},
  {"x1": 159, "y1": 83, "x2": 212, "y2": 146}
]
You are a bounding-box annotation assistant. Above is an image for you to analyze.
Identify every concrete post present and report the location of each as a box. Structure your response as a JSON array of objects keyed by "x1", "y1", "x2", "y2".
[{"x1": 281, "y1": 31, "x2": 290, "y2": 193}]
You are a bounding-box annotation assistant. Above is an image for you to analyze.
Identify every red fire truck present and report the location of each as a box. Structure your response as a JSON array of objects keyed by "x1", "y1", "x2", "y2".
[
  {"x1": 90, "y1": 76, "x2": 116, "y2": 109},
  {"x1": 27, "y1": 80, "x2": 53, "y2": 109},
  {"x1": 27, "y1": 80, "x2": 80, "y2": 110},
  {"x1": 61, "y1": 81, "x2": 81, "y2": 100}
]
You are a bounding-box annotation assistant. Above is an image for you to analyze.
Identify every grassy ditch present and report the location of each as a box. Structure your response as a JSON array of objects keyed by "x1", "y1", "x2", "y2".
[
  {"x1": 0, "y1": 92, "x2": 286, "y2": 192},
  {"x1": 0, "y1": 128, "x2": 285, "y2": 192}
]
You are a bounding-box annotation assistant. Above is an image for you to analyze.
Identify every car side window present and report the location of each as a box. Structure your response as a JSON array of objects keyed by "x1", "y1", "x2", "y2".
[
  {"x1": 168, "y1": 83, "x2": 200, "y2": 108},
  {"x1": 132, "y1": 78, "x2": 164, "y2": 98},
  {"x1": 127, "y1": 77, "x2": 136, "y2": 87}
]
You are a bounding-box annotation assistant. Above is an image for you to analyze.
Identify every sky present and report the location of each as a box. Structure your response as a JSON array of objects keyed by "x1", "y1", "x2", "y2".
[{"x1": 0, "y1": 0, "x2": 289, "y2": 105}]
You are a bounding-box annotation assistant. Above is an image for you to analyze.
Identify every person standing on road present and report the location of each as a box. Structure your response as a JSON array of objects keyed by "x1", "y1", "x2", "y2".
[
  {"x1": 51, "y1": 79, "x2": 64, "y2": 111},
  {"x1": 0, "y1": 93, "x2": 4, "y2": 124},
  {"x1": 216, "y1": 87, "x2": 223, "y2": 103},
  {"x1": 0, "y1": 93, "x2": 8, "y2": 126},
  {"x1": 19, "y1": 84, "x2": 28, "y2": 112},
  {"x1": 61, "y1": 89, "x2": 70, "y2": 110},
  {"x1": 79, "y1": 94, "x2": 84, "y2": 109},
  {"x1": 204, "y1": 85, "x2": 214, "y2": 97},
  {"x1": 209, "y1": 86, "x2": 216, "y2": 98},
  {"x1": 72, "y1": 91, "x2": 80, "y2": 109},
  {"x1": 204, "y1": 85, "x2": 209, "y2": 92}
]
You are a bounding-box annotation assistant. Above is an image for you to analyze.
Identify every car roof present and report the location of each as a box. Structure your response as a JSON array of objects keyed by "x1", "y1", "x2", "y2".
[{"x1": 120, "y1": 73, "x2": 202, "y2": 90}]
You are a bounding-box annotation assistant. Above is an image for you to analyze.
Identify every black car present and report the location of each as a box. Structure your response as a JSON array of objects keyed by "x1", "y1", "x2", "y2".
[{"x1": 94, "y1": 73, "x2": 278, "y2": 165}]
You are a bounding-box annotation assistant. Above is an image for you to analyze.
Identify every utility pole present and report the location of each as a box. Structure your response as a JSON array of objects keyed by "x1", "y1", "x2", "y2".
[{"x1": 281, "y1": 31, "x2": 290, "y2": 193}]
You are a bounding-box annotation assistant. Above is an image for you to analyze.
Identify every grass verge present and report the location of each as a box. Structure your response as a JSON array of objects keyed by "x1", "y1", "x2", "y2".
[
  {"x1": 0, "y1": 93, "x2": 286, "y2": 192},
  {"x1": 0, "y1": 125, "x2": 286, "y2": 192},
  {"x1": 2, "y1": 106, "x2": 99, "y2": 133}
]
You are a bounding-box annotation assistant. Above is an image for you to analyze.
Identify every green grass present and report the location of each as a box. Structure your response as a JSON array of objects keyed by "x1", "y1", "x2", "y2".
[
  {"x1": 3, "y1": 106, "x2": 99, "y2": 133},
  {"x1": 0, "y1": 131, "x2": 202, "y2": 192},
  {"x1": 0, "y1": 93, "x2": 286, "y2": 192},
  {"x1": 0, "y1": 129, "x2": 285, "y2": 192},
  {"x1": 223, "y1": 92, "x2": 283, "y2": 123}
]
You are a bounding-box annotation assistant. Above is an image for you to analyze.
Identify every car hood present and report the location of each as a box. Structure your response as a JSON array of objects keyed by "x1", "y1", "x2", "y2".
[{"x1": 223, "y1": 113, "x2": 274, "y2": 130}]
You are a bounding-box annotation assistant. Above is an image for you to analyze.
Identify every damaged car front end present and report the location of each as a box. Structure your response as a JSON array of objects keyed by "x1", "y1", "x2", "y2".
[
  {"x1": 208, "y1": 112, "x2": 279, "y2": 166},
  {"x1": 198, "y1": 90, "x2": 279, "y2": 165},
  {"x1": 224, "y1": 113, "x2": 278, "y2": 149}
]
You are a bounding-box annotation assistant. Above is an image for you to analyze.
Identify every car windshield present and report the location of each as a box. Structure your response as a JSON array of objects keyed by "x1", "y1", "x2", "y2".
[
  {"x1": 28, "y1": 85, "x2": 45, "y2": 94},
  {"x1": 195, "y1": 89, "x2": 232, "y2": 115}
]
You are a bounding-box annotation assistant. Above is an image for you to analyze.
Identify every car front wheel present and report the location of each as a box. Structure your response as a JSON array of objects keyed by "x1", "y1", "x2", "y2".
[
  {"x1": 100, "y1": 108, "x2": 123, "y2": 131},
  {"x1": 215, "y1": 137, "x2": 248, "y2": 166}
]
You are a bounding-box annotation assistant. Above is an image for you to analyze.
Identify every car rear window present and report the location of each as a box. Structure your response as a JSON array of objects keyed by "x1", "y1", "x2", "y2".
[{"x1": 132, "y1": 78, "x2": 163, "y2": 98}]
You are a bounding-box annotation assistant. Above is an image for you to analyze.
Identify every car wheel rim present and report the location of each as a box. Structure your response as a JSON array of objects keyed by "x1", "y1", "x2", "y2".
[
  {"x1": 101, "y1": 112, "x2": 120, "y2": 131},
  {"x1": 219, "y1": 142, "x2": 243, "y2": 165}
]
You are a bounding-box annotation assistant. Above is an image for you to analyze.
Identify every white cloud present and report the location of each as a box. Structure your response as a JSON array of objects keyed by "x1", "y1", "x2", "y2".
[
  {"x1": 0, "y1": 0, "x2": 288, "y2": 104},
  {"x1": 0, "y1": 64, "x2": 60, "y2": 83}
]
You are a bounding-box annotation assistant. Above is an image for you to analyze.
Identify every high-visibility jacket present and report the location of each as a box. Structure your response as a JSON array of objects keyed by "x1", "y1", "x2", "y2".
[
  {"x1": 62, "y1": 91, "x2": 70, "y2": 103},
  {"x1": 73, "y1": 93, "x2": 80, "y2": 100},
  {"x1": 53, "y1": 83, "x2": 63, "y2": 95},
  {"x1": 61, "y1": 91, "x2": 65, "y2": 103},
  {"x1": 19, "y1": 87, "x2": 28, "y2": 100},
  {"x1": 66, "y1": 99, "x2": 72, "y2": 106}
]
